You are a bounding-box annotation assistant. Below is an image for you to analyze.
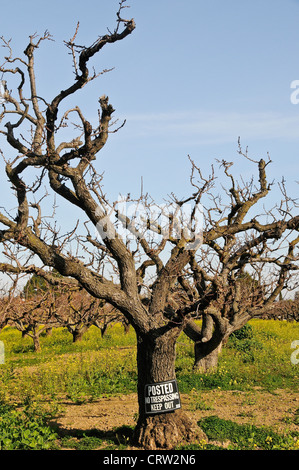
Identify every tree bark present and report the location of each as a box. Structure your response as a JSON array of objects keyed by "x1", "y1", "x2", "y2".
[
  {"x1": 123, "y1": 318, "x2": 130, "y2": 334},
  {"x1": 72, "y1": 329, "x2": 85, "y2": 342},
  {"x1": 133, "y1": 327, "x2": 205, "y2": 449},
  {"x1": 193, "y1": 313, "x2": 221, "y2": 372},
  {"x1": 184, "y1": 310, "x2": 228, "y2": 373},
  {"x1": 33, "y1": 334, "x2": 41, "y2": 352},
  {"x1": 194, "y1": 341, "x2": 222, "y2": 372},
  {"x1": 100, "y1": 324, "x2": 108, "y2": 337}
]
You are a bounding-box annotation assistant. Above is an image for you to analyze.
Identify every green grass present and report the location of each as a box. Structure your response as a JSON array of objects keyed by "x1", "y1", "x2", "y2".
[
  {"x1": 0, "y1": 319, "x2": 298, "y2": 450},
  {"x1": 195, "y1": 415, "x2": 299, "y2": 450}
]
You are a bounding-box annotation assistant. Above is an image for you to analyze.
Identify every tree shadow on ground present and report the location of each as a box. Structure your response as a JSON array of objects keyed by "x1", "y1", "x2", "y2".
[{"x1": 48, "y1": 419, "x2": 134, "y2": 450}]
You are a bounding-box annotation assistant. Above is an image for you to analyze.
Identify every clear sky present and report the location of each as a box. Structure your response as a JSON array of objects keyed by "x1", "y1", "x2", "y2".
[{"x1": 0, "y1": 0, "x2": 299, "y2": 229}]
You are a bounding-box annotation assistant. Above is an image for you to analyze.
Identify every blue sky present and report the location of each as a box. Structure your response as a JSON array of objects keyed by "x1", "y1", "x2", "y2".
[{"x1": 0, "y1": 0, "x2": 299, "y2": 226}]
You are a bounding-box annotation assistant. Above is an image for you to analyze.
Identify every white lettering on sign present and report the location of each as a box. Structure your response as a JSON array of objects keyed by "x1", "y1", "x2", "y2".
[
  {"x1": 144, "y1": 379, "x2": 181, "y2": 415},
  {"x1": 148, "y1": 382, "x2": 174, "y2": 396}
]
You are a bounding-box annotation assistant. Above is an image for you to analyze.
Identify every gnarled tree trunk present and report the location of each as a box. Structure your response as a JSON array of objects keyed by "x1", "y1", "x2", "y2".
[
  {"x1": 184, "y1": 308, "x2": 228, "y2": 373},
  {"x1": 133, "y1": 327, "x2": 205, "y2": 449},
  {"x1": 72, "y1": 330, "x2": 83, "y2": 342},
  {"x1": 194, "y1": 341, "x2": 223, "y2": 372},
  {"x1": 32, "y1": 332, "x2": 41, "y2": 352},
  {"x1": 194, "y1": 313, "x2": 223, "y2": 372},
  {"x1": 186, "y1": 309, "x2": 254, "y2": 372}
]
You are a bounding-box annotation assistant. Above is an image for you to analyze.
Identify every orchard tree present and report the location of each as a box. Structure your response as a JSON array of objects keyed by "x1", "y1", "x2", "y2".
[
  {"x1": 93, "y1": 303, "x2": 127, "y2": 337},
  {"x1": 0, "y1": 282, "x2": 20, "y2": 332},
  {"x1": 53, "y1": 289, "x2": 105, "y2": 342},
  {"x1": 181, "y1": 155, "x2": 299, "y2": 372},
  {"x1": 0, "y1": 3, "x2": 298, "y2": 449},
  {"x1": 5, "y1": 291, "x2": 59, "y2": 351}
]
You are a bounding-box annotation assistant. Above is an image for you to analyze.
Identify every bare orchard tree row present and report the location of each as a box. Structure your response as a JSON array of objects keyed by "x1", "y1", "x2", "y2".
[
  {"x1": 0, "y1": 282, "x2": 126, "y2": 351},
  {"x1": 259, "y1": 296, "x2": 299, "y2": 322},
  {"x1": 54, "y1": 288, "x2": 125, "y2": 341}
]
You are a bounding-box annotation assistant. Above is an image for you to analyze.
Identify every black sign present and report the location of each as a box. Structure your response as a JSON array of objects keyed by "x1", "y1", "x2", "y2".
[{"x1": 144, "y1": 379, "x2": 181, "y2": 415}]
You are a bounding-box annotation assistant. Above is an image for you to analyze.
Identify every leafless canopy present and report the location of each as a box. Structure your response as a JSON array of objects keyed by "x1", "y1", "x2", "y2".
[
  {"x1": 0, "y1": 3, "x2": 299, "y2": 448},
  {"x1": 0, "y1": 3, "x2": 298, "y2": 339}
]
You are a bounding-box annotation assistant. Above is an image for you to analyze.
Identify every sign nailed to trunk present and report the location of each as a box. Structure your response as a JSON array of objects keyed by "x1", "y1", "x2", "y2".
[{"x1": 144, "y1": 379, "x2": 181, "y2": 415}]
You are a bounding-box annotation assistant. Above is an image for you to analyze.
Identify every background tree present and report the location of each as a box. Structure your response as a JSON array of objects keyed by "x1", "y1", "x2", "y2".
[
  {"x1": 93, "y1": 302, "x2": 126, "y2": 337},
  {"x1": 183, "y1": 269, "x2": 267, "y2": 372},
  {"x1": 0, "y1": 3, "x2": 298, "y2": 449},
  {"x1": 0, "y1": 284, "x2": 18, "y2": 332},
  {"x1": 5, "y1": 291, "x2": 59, "y2": 352},
  {"x1": 180, "y1": 155, "x2": 299, "y2": 372},
  {"x1": 260, "y1": 297, "x2": 299, "y2": 322},
  {"x1": 54, "y1": 289, "x2": 105, "y2": 342}
]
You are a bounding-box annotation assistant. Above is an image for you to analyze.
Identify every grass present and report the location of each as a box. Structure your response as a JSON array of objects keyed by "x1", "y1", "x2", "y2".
[
  {"x1": 196, "y1": 415, "x2": 299, "y2": 450},
  {"x1": 0, "y1": 324, "x2": 138, "y2": 403},
  {"x1": 0, "y1": 319, "x2": 298, "y2": 450},
  {"x1": 176, "y1": 415, "x2": 299, "y2": 450}
]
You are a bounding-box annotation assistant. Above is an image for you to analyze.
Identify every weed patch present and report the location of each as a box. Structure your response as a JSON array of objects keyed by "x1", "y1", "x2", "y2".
[
  {"x1": 198, "y1": 416, "x2": 299, "y2": 450},
  {"x1": 0, "y1": 402, "x2": 57, "y2": 450}
]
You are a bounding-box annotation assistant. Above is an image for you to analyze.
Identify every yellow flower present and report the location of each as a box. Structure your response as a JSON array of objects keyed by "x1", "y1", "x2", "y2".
[{"x1": 293, "y1": 439, "x2": 299, "y2": 450}]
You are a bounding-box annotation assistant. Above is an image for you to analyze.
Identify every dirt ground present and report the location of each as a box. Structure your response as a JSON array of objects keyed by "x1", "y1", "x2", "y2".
[{"x1": 51, "y1": 388, "x2": 299, "y2": 446}]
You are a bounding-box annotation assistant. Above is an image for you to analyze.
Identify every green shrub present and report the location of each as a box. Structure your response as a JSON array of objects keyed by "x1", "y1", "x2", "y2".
[
  {"x1": 228, "y1": 324, "x2": 263, "y2": 364},
  {"x1": 0, "y1": 403, "x2": 57, "y2": 450},
  {"x1": 230, "y1": 323, "x2": 254, "y2": 340}
]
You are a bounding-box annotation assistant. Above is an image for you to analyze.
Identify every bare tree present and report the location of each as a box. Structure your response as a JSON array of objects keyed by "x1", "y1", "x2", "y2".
[
  {"x1": 93, "y1": 302, "x2": 126, "y2": 337},
  {"x1": 54, "y1": 289, "x2": 105, "y2": 342},
  {"x1": 5, "y1": 291, "x2": 59, "y2": 352},
  {"x1": 183, "y1": 269, "x2": 266, "y2": 371},
  {"x1": 0, "y1": 282, "x2": 20, "y2": 332},
  {"x1": 0, "y1": 3, "x2": 298, "y2": 449},
  {"x1": 180, "y1": 154, "x2": 299, "y2": 371}
]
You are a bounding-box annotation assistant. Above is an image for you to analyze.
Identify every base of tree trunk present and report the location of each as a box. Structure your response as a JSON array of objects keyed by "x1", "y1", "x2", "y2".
[{"x1": 133, "y1": 411, "x2": 206, "y2": 450}]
